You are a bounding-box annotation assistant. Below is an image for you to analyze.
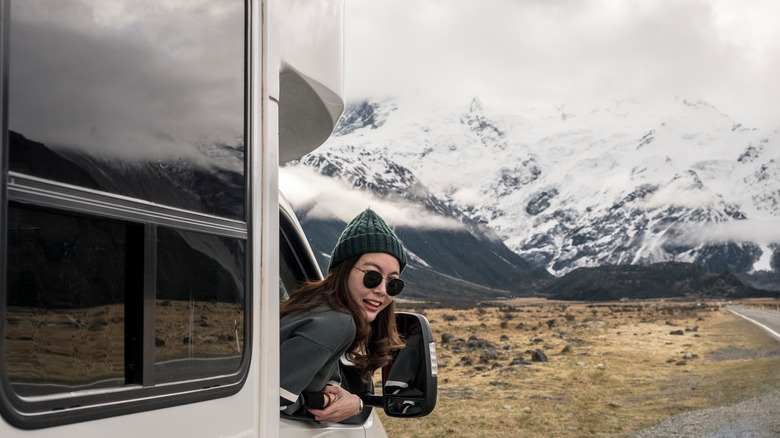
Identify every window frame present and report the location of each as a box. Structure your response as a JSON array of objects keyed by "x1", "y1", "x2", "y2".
[
  {"x1": 280, "y1": 207, "x2": 322, "y2": 289},
  {"x1": 0, "y1": 0, "x2": 254, "y2": 429}
]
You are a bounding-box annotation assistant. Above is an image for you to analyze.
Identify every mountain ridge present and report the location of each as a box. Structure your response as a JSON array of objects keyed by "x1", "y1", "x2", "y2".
[{"x1": 283, "y1": 97, "x2": 780, "y2": 297}]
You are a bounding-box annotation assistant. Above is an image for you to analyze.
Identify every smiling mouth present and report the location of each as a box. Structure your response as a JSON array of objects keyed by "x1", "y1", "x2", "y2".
[{"x1": 363, "y1": 299, "x2": 382, "y2": 310}]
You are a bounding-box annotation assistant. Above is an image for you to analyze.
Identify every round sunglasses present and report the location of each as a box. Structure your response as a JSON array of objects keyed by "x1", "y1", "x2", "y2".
[{"x1": 353, "y1": 266, "x2": 405, "y2": 296}]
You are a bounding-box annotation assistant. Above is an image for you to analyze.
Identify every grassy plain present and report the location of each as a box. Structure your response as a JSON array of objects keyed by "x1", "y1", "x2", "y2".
[{"x1": 379, "y1": 299, "x2": 780, "y2": 437}]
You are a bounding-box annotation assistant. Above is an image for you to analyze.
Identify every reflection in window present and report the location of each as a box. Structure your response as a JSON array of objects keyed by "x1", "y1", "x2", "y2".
[
  {"x1": 155, "y1": 228, "x2": 245, "y2": 383},
  {"x1": 5, "y1": 204, "x2": 129, "y2": 397},
  {"x1": 7, "y1": 0, "x2": 246, "y2": 220}
]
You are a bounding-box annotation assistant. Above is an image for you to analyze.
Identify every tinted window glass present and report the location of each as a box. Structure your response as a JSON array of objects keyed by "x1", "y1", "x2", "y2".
[
  {"x1": 279, "y1": 216, "x2": 319, "y2": 300},
  {"x1": 155, "y1": 228, "x2": 245, "y2": 383},
  {"x1": 5, "y1": 204, "x2": 129, "y2": 397},
  {"x1": 7, "y1": 0, "x2": 246, "y2": 220},
  {"x1": 280, "y1": 231, "x2": 300, "y2": 300}
]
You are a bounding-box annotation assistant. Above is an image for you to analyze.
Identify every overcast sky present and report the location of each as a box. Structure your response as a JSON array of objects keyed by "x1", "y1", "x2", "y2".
[{"x1": 344, "y1": 0, "x2": 780, "y2": 128}]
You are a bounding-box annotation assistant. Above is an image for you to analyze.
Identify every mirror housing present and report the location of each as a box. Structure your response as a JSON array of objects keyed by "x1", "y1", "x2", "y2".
[{"x1": 362, "y1": 312, "x2": 438, "y2": 417}]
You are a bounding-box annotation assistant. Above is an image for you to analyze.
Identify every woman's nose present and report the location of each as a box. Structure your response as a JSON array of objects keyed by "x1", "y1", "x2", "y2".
[{"x1": 372, "y1": 279, "x2": 388, "y2": 295}]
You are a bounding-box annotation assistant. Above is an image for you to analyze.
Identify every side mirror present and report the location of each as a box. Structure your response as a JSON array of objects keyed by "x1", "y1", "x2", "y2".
[{"x1": 361, "y1": 312, "x2": 438, "y2": 417}]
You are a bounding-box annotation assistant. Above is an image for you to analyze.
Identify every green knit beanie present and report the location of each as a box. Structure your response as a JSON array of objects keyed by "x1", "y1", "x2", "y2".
[{"x1": 328, "y1": 208, "x2": 408, "y2": 273}]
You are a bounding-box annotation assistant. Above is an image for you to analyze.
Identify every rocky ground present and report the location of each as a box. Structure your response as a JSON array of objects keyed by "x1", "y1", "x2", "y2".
[
  {"x1": 632, "y1": 308, "x2": 780, "y2": 438},
  {"x1": 381, "y1": 300, "x2": 780, "y2": 437}
]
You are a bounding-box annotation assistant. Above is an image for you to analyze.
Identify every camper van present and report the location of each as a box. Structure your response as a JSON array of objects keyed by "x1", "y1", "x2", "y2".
[{"x1": 0, "y1": 1, "x2": 436, "y2": 436}]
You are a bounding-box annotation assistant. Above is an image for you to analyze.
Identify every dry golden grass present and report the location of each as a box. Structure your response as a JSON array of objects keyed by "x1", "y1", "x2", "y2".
[{"x1": 379, "y1": 299, "x2": 780, "y2": 437}]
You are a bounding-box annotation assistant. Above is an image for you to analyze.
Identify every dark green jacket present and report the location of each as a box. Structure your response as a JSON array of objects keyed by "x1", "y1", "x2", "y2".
[{"x1": 279, "y1": 304, "x2": 356, "y2": 416}]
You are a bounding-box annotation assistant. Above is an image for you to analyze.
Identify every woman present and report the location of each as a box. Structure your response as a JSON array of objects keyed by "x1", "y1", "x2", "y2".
[{"x1": 279, "y1": 208, "x2": 407, "y2": 424}]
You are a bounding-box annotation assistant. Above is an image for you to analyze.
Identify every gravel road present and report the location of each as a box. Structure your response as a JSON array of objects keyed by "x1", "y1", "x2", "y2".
[
  {"x1": 630, "y1": 306, "x2": 780, "y2": 438},
  {"x1": 630, "y1": 388, "x2": 780, "y2": 437}
]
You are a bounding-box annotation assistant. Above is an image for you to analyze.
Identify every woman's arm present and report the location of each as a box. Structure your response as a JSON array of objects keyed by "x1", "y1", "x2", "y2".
[{"x1": 279, "y1": 310, "x2": 356, "y2": 416}]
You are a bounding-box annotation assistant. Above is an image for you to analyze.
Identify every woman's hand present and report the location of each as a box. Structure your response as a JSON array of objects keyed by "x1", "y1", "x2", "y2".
[
  {"x1": 308, "y1": 386, "x2": 361, "y2": 424},
  {"x1": 321, "y1": 391, "x2": 336, "y2": 408}
]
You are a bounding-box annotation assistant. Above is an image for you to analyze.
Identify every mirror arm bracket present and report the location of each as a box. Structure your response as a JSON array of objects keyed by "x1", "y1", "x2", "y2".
[{"x1": 359, "y1": 394, "x2": 383, "y2": 408}]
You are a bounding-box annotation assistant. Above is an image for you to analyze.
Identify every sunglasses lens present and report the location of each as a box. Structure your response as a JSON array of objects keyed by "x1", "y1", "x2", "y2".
[
  {"x1": 358, "y1": 269, "x2": 404, "y2": 296},
  {"x1": 362, "y1": 270, "x2": 383, "y2": 289},
  {"x1": 386, "y1": 279, "x2": 405, "y2": 296}
]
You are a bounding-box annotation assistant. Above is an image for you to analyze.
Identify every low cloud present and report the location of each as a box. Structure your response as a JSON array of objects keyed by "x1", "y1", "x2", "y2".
[
  {"x1": 280, "y1": 166, "x2": 462, "y2": 230},
  {"x1": 641, "y1": 172, "x2": 719, "y2": 210},
  {"x1": 450, "y1": 187, "x2": 484, "y2": 206},
  {"x1": 642, "y1": 185, "x2": 718, "y2": 210},
  {"x1": 690, "y1": 219, "x2": 780, "y2": 245}
]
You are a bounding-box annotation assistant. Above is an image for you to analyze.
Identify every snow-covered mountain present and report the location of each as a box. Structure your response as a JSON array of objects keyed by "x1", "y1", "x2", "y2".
[{"x1": 284, "y1": 97, "x2": 780, "y2": 289}]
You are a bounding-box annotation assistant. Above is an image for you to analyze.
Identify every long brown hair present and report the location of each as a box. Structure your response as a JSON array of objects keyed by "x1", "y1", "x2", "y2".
[{"x1": 280, "y1": 255, "x2": 405, "y2": 381}]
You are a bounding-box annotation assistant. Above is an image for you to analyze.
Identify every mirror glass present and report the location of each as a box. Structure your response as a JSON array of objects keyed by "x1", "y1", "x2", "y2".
[{"x1": 382, "y1": 312, "x2": 438, "y2": 417}]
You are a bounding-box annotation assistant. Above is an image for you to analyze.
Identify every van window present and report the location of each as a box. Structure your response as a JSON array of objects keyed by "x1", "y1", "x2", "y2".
[
  {"x1": 7, "y1": 0, "x2": 245, "y2": 220},
  {"x1": 279, "y1": 212, "x2": 321, "y2": 298},
  {"x1": 1, "y1": 0, "x2": 249, "y2": 428},
  {"x1": 155, "y1": 227, "x2": 246, "y2": 384},
  {"x1": 6, "y1": 203, "x2": 129, "y2": 397}
]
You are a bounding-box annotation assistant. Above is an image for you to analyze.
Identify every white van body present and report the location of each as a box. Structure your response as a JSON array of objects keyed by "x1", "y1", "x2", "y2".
[{"x1": 0, "y1": 0, "x2": 396, "y2": 436}]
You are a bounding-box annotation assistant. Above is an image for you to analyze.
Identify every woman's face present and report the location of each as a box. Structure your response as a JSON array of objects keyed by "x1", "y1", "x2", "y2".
[{"x1": 348, "y1": 252, "x2": 400, "y2": 323}]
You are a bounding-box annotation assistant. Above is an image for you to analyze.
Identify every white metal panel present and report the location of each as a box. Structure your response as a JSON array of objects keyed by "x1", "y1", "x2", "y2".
[
  {"x1": 254, "y1": 0, "x2": 274, "y2": 436},
  {"x1": 257, "y1": 90, "x2": 281, "y2": 438},
  {"x1": 270, "y1": 0, "x2": 345, "y2": 164},
  {"x1": 278, "y1": 67, "x2": 345, "y2": 164},
  {"x1": 281, "y1": 416, "x2": 371, "y2": 438},
  {"x1": 268, "y1": 0, "x2": 344, "y2": 103},
  {"x1": 0, "y1": 389, "x2": 259, "y2": 438},
  {"x1": 364, "y1": 411, "x2": 390, "y2": 438}
]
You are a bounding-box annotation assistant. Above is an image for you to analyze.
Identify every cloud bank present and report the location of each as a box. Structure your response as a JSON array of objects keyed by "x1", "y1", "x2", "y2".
[
  {"x1": 689, "y1": 220, "x2": 780, "y2": 245},
  {"x1": 280, "y1": 166, "x2": 462, "y2": 230}
]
